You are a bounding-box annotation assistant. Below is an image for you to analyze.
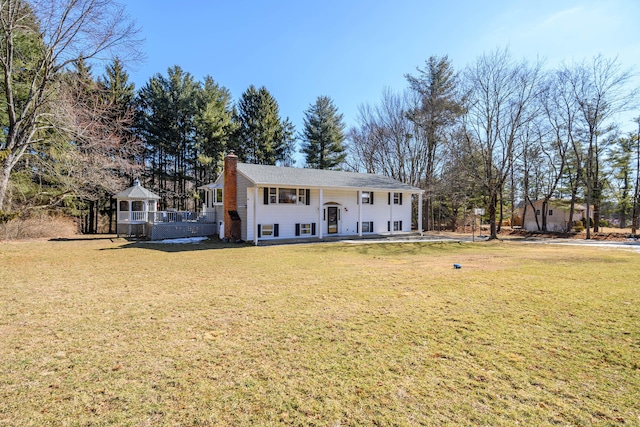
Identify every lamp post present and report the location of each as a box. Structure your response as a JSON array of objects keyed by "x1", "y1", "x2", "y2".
[{"x1": 472, "y1": 208, "x2": 485, "y2": 242}]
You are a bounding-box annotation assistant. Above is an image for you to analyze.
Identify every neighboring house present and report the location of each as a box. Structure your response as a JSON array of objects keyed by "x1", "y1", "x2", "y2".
[
  {"x1": 519, "y1": 199, "x2": 593, "y2": 232},
  {"x1": 201, "y1": 153, "x2": 425, "y2": 244}
]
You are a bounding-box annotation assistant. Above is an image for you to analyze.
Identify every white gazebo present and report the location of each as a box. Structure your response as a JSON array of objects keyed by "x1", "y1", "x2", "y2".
[{"x1": 114, "y1": 179, "x2": 160, "y2": 236}]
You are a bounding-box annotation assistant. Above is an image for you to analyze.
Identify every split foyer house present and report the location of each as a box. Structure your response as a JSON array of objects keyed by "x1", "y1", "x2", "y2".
[{"x1": 201, "y1": 153, "x2": 425, "y2": 244}]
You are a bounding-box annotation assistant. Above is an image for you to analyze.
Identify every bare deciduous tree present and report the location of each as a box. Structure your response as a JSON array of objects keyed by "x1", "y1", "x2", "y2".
[
  {"x1": 0, "y1": 0, "x2": 141, "y2": 210},
  {"x1": 55, "y1": 74, "x2": 141, "y2": 200},
  {"x1": 462, "y1": 48, "x2": 543, "y2": 239},
  {"x1": 347, "y1": 88, "x2": 426, "y2": 187},
  {"x1": 562, "y1": 55, "x2": 637, "y2": 237},
  {"x1": 405, "y1": 55, "x2": 463, "y2": 230}
]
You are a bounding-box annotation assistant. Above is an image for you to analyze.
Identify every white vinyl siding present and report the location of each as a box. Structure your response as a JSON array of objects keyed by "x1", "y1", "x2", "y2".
[
  {"x1": 246, "y1": 188, "x2": 319, "y2": 241},
  {"x1": 245, "y1": 188, "x2": 413, "y2": 240}
]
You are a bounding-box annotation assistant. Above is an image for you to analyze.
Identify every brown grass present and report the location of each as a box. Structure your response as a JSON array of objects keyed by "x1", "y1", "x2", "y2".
[
  {"x1": 0, "y1": 212, "x2": 79, "y2": 241},
  {"x1": 1, "y1": 239, "x2": 639, "y2": 426}
]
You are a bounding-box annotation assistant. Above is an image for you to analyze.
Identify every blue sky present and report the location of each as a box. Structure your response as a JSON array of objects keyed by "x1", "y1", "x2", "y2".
[{"x1": 123, "y1": 0, "x2": 640, "y2": 136}]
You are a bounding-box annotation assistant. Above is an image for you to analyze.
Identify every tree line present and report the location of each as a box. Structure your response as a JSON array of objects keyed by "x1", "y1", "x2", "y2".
[
  {"x1": 0, "y1": 0, "x2": 346, "y2": 231},
  {"x1": 349, "y1": 51, "x2": 639, "y2": 239},
  {"x1": 132, "y1": 68, "x2": 346, "y2": 212},
  {"x1": 1, "y1": 0, "x2": 638, "y2": 239}
]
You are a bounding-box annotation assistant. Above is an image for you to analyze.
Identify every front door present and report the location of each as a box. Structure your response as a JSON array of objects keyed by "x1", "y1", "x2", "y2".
[{"x1": 327, "y1": 206, "x2": 338, "y2": 234}]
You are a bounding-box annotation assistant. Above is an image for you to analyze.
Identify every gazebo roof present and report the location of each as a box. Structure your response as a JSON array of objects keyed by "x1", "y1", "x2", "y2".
[{"x1": 114, "y1": 180, "x2": 160, "y2": 200}]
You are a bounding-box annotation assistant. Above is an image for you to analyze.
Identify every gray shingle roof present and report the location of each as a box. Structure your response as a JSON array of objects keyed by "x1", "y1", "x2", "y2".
[
  {"x1": 237, "y1": 163, "x2": 423, "y2": 193},
  {"x1": 114, "y1": 184, "x2": 161, "y2": 199}
]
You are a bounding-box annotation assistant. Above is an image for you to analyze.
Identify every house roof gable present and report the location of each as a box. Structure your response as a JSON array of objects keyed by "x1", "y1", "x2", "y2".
[{"x1": 235, "y1": 163, "x2": 423, "y2": 193}]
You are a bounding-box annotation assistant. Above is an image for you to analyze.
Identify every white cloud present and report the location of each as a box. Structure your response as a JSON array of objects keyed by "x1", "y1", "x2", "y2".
[{"x1": 539, "y1": 7, "x2": 583, "y2": 29}]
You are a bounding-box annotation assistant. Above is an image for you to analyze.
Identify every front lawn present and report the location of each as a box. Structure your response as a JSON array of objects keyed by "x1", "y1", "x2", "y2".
[{"x1": 1, "y1": 239, "x2": 638, "y2": 426}]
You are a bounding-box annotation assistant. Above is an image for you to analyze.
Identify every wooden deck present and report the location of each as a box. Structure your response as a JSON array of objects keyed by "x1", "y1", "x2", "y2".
[{"x1": 117, "y1": 210, "x2": 218, "y2": 240}]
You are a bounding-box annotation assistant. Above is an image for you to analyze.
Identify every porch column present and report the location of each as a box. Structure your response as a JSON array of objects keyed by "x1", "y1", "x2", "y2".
[
  {"x1": 318, "y1": 189, "x2": 324, "y2": 239},
  {"x1": 128, "y1": 200, "x2": 132, "y2": 236},
  {"x1": 253, "y1": 186, "x2": 259, "y2": 245},
  {"x1": 358, "y1": 190, "x2": 362, "y2": 237},
  {"x1": 418, "y1": 192, "x2": 423, "y2": 234}
]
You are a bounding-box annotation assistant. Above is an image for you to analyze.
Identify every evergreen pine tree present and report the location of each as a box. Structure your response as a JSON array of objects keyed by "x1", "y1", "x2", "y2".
[
  {"x1": 234, "y1": 85, "x2": 289, "y2": 165},
  {"x1": 99, "y1": 58, "x2": 136, "y2": 112},
  {"x1": 301, "y1": 96, "x2": 346, "y2": 169},
  {"x1": 194, "y1": 76, "x2": 236, "y2": 183},
  {"x1": 137, "y1": 66, "x2": 199, "y2": 209}
]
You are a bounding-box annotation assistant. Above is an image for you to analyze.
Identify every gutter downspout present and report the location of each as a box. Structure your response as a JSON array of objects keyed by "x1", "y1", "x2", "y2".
[
  {"x1": 390, "y1": 193, "x2": 394, "y2": 236},
  {"x1": 318, "y1": 189, "x2": 324, "y2": 240},
  {"x1": 418, "y1": 192, "x2": 423, "y2": 235}
]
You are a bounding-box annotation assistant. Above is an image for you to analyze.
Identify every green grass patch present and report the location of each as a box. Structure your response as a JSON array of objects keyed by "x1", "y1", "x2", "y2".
[{"x1": 0, "y1": 239, "x2": 639, "y2": 426}]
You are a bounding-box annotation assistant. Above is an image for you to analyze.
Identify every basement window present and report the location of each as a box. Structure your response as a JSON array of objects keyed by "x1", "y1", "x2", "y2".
[
  {"x1": 295, "y1": 223, "x2": 316, "y2": 236},
  {"x1": 261, "y1": 224, "x2": 273, "y2": 237},
  {"x1": 259, "y1": 224, "x2": 279, "y2": 238},
  {"x1": 548, "y1": 209, "x2": 553, "y2": 216}
]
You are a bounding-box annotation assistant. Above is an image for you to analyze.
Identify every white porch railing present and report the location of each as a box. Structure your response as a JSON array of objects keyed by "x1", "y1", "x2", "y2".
[
  {"x1": 149, "y1": 211, "x2": 199, "y2": 223},
  {"x1": 118, "y1": 211, "x2": 149, "y2": 222},
  {"x1": 118, "y1": 210, "x2": 214, "y2": 223}
]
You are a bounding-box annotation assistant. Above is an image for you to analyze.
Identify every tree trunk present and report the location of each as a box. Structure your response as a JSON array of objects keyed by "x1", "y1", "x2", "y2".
[
  {"x1": 633, "y1": 124, "x2": 640, "y2": 234},
  {"x1": 497, "y1": 190, "x2": 504, "y2": 233},
  {"x1": 95, "y1": 198, "x2": 100, "y2": 234},
  {"x1": 109, "y1": 197, "x2": 114, "y2": 234},
  {"x1": 527, "y1": 198, "x2": 541, "y2": 231},
  {"x1": 422, "y1": 198, "x2": 428, "y2": 231},
  {"x1": 488, "y1": 192, "x2": 498, "y2": 239},
  {"x1": 585, "y1": 188, "x2": 592, "y2": 240},
  {"x1": 88, "y1": 201, "x2": 95, "y2": 234},
  {"x1": 592, "y1": 184, "x2": 600, "y2": 233},
  {"x1": 450, "y1": 207, "x2": 458, "y2": 232},
  {"x1": 0, "y1": 161, "x2": 11, "y2": 211},
  {"x1": 424, "y1": 197, "x2": 431, "y2": 231}
]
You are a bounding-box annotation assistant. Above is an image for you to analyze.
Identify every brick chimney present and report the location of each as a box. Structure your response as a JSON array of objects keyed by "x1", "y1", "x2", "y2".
[{"x1": 223, "y1": 152, "x2": 241, "y2": 240}]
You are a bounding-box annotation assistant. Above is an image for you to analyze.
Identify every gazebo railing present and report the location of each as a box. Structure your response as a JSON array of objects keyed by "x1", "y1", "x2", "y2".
[{"x1": 118, "y1": 211, "x2": 149, "y2": 222}]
